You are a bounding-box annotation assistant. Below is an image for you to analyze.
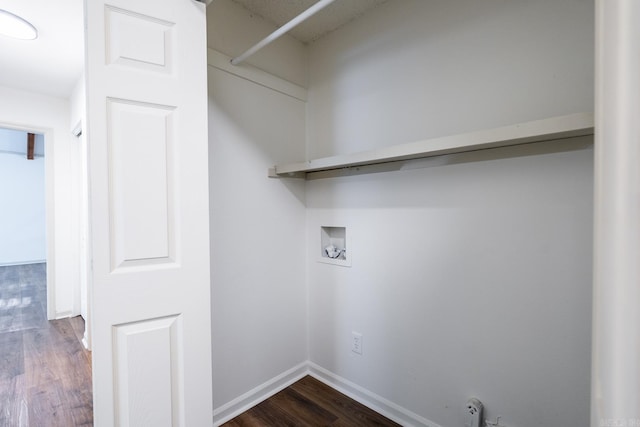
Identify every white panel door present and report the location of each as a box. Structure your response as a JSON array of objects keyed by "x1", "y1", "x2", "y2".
[{"x1": 84, "y1": 1, "x2": 213, "y2": 425}]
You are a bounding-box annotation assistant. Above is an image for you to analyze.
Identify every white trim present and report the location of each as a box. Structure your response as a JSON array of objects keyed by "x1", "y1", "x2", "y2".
[
  {"x1": 54, "y1": 309, "x2": 73, "y2": 319},
  {"x1": 0, "y1": 259, "x2": 46, "y2": 267},
  {"x1": 592, "y1": 0, "x2": 640, "y2": 424},
  {"x1": 317, "y1": 257, "x2": 352, "y2": 267},
  {"x1": 43, "y1": 128, "x2": 56, "y2": 320},
  {"x1": 0, "y1": 149, "x2": 44, "y2": 158},
  {"x1": 307, "y1": 362, "x2": 440, "y2": 427},
  {"x1": 212, "y1": 362, "x2": 308, "y2": 426},
  {"x1": 82, "y1": 330, "x2": 90, "y2": 350},
  {"x1": 207, "y1": 49, "x2": 308, "y2": 102},
  {"x1": 0, "y1": 120, "x2": 57, "y2": 321}
]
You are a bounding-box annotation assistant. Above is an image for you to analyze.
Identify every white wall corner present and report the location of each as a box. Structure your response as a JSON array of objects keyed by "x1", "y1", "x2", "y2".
[
  {"x1": 207, "y1": 49, "x2": 308, "y2": 102},
  {"x1": 212, "y1": 362, "x2": 308, "y2": 426},
  {"x1": 212, "y1": 360, "x2": 443, "y2": 427}
]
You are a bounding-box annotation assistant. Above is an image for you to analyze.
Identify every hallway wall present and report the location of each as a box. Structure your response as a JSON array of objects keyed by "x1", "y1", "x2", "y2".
[
  {"x1": 0, "y1": 129, "x2": 46, "y2": 266},
  {"x1": 0, "y1": 85, "x2": 79, "y2": 318}
]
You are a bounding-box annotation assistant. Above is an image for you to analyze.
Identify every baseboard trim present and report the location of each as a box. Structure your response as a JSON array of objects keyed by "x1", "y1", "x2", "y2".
[
  {"x1": 212, "y1": 361, "x2": 441, "y2": 427},
  {"x1": 81, "y1": 331, "x2": 90, "y2": 351},
  {"x1": 212, "y1": 361, "x2": 308, "y2": 426},
  {"x1": 54, "y1": 310, "x2": 73, "y2": 319},
  {"x1": 307, "y1": 362, "x2": 440, "y2": 427},
  {"x1": 0, "y1": 259, "x2": 46, "y2": 267}
]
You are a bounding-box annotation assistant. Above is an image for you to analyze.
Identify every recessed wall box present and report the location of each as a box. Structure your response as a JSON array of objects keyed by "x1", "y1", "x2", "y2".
[{"x1": 319, "y1": 226, "x2": 351, "y2": 267}]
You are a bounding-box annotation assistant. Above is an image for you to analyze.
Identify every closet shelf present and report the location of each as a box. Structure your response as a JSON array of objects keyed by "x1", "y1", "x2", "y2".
[{"x1": 268, "y1": 112, "x2": 594, "y2": 179}]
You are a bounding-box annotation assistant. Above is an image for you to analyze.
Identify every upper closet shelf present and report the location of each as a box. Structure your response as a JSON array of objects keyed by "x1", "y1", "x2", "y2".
[{"x1": 268, "y1": 113, "x2": 594, "y2": 179}]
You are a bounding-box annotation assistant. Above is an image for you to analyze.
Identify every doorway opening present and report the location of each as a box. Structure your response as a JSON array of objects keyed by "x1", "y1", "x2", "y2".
[
  {"x1": 0, "y1": 124, "x2": 93, "y2": 424},
  {"x1": 0, "y1": 128, "x2": 47, "y2": 332}
]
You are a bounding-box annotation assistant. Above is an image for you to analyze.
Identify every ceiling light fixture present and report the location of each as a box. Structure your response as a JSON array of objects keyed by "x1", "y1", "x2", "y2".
[{"x1": 0, "y1": 9, "x2": 37, "y2": 40}]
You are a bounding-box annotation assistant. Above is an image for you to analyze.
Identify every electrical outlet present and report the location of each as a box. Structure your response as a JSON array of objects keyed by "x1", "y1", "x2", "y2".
[{"x1": 352, "y1": 332, "x2": 362, "y2": 355}]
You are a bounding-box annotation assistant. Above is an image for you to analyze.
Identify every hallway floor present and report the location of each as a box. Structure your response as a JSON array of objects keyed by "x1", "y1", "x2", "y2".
[{"x1": 0, "y1": 263, "x2": 92, "y2": 427}]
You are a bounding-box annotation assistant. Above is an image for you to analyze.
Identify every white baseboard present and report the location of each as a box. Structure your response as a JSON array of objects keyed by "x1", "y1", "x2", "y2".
[
  {"x1": 212, "y1": 361, "x2": 308, "y2": 426},
  {"x1": 81, "y1": 331, "x2": 90, "y2": 351},
  {"x1": 54, "y1": 310, "x2": 73, "y2": 319},
  {"x1": 307, "y1": 362, "x2": 440, "y2": 427},
  {"x1": 212, "y1": 360, "x2": 440, "y2": 427},
  {"x1": 0, "y1": 259, "x2": 46, "y2": 267}
]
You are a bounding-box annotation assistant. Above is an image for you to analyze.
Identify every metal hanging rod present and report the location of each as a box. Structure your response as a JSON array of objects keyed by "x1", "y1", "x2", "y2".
[{"x1": 230, "y1": 0, "x2": 338, "y2": 66}]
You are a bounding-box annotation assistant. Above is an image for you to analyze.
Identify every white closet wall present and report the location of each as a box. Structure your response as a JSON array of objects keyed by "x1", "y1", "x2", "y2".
[
  {"x1": 306, "y1": 0, "x2": 594, "y2": 158},
  {"x1": 305, "y1": 1, "x2": 593, "y2": 426},
  {"x1": 207, "y1": 0, "x2": 308, "y2": 416},
  {"x1": 207, "y1": 0, "x2": 594, "y2": 425}
]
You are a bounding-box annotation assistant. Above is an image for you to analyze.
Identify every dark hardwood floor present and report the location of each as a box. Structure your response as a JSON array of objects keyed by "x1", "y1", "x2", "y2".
[
  {"x1": 0, "y1": 263, "x2": 92, "y2": 427},
  {"x1": 222, "y1": 375, "x2": 400, "y2": 427}
]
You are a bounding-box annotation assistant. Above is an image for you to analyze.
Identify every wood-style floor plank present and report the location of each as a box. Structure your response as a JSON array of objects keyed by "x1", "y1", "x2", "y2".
[
  {"x1": 0, "y1": 331, "x2": 24, "y2": 380},
  {"x1": 222, "y1": 376, "x2": 400, "y2": 426},
  {"x1": 292, "y1": 376, "x2": 400, "y2": 426},
  {"x1": 0, "y1": 263, "x2": 93, "y2": 427},
  {"x1": 21, "y1": 320, "x2": 93, "y2": 426},
  {"x1": 271, "y1": 387, "x2": 339, "y2": 426},
  {"x1": 0, "y1": 374, "x2": 27, "y2": 427},
  {"x1": 243, "y1": 399, "x2": 304, "y2": 426}
]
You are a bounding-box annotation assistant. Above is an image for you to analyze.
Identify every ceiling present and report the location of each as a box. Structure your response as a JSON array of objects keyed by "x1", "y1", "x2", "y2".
[
  {"x1": 0, "y1": 0, "x2": 385, "y2": 100},
  {"x1": 0, "y1": 0, "x2": 84, "y2": 98},
  {"x1": 230, "y1": 0, "x2": 389, "y2": 43}
]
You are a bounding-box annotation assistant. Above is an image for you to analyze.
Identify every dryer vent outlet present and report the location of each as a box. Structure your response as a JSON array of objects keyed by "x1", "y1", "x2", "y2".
[{"x1": 465, "y1": 398, "x2": 484, "y2": 427}]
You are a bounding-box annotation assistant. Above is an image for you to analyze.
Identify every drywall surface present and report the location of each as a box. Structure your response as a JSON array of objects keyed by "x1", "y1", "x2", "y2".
[
  {"x1": 305, "y1": 1, "x2": 594, "y2": 426},
  {"x1": 0, "y1": 129, "x2": 46, "y2": 265},
  {"x1": 0, "y1": 85, "x2": 79, "y2": 318},
  {"x1": 306, "y1": 142, "x2": 593, "y2": 427},
  {"x1": 207, "y1": 3, "x2": 309, "y2": 415},
  {"x1": 306, "y1": 0, "x2": 594, "y2": 159},
  {"x1": 207, "y1": 65, "x2": 307, "y2": 409},
  {"x1": 207, "y1": 0, "x2": 308, "y2": 87}
]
